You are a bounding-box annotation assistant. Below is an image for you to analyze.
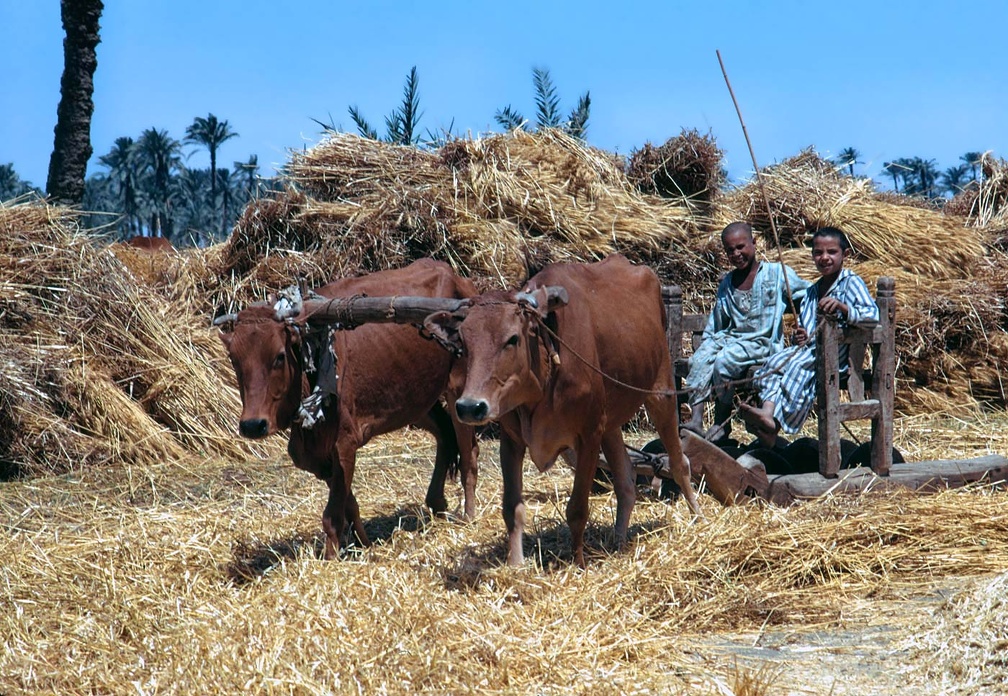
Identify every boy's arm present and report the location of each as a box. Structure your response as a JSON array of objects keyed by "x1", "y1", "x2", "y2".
[
  {"x1": 843, "y1": 275, "x2": 880, "y2": 325},
  {"x1": 783, "y1": 264, "x2": 812, "y2": 305}
]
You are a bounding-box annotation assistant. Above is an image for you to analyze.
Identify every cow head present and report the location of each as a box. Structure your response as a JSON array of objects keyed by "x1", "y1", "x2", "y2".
[
  {"x1": 425, "y1": 285, "x2": 568, "y2": 425},
  {"x1": 216, "y1": 302, "x2": 305, "y2": 438}
]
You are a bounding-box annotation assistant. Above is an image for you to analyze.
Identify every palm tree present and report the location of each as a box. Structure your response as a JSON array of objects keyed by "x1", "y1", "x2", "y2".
[
  {"x1": 98, "y1": 137, "x2": 141, "y2": 237},
  {"x1": 905, "y1": 157, "x2": 940, "y2": 198},
  {"x1": 835, "y1": 147, "x2": 861, "y2": 177},
  {"x1": 339, "y1": 66, "x2": 423, "y2": 145},
  {"x1": 881, "y1": 161, "x2": 902, "y2": 192},
  {"x1": 46, "y1": 0, "x2": 104, "y2": 205},
  {"x1": 494, "y1": 67, "x2": 592, "y2": 139},
  {"x1": 941, "y1": 165, "x2": 970, "y2": 197},
  {"x1": 960, "y1": 152, "x2": 983, "y2": 182},
  {"x1": 137, "y1": 128, "x2": 182, "y2": 238},
  {"x1": 215, "y1": 167, "x2": 237, "y2": 239},
  {"x1": 184, "y1": 113, "x2": 238, "y2": 206},
  {"x1": 234, "y1": 154, "x2": 260, "y2": 199},
  {"x1": 0, "y1": 164, "x2": 39, "y2": 200}
]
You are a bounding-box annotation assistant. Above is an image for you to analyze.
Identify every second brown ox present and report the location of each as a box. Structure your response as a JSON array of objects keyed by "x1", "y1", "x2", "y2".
[
  {"x1": 426, "y1": 255, "x2": 702, "y2": 567},
  {"x1": 218, "y1": 259, "x2": 479, "y2": 559}
]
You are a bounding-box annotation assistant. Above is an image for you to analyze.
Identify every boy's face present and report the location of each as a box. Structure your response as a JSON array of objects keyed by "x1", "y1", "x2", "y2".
[
  {"x1": 811, "y1": 235, "x2": 848, "y2": 276},
  {"x1": 722, "y1": 230, "x2": 756, "y2": 270}
]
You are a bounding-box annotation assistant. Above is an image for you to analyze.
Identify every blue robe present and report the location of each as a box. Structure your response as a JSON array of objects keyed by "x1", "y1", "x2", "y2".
[
  {"x1": 685, "y1": 262, "x2": 810, "y2": 407},
  {"x1": 755, "y1": 268, "x2": 879, "y2": 434}
]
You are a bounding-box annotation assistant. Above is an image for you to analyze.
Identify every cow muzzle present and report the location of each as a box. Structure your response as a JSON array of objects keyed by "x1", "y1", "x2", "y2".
[
  {"x1": 239, "y1": 418, "x2": 270, "y2": 439},
  {"x1": 455, "y1": 397, "x2": 491, "y2": 425}
]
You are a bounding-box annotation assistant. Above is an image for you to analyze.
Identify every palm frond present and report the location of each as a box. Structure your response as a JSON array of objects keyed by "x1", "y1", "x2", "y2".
[
  {"x1": 533, "y1": 67, "x2": 561, "y2": 129},
  {"x1": 565, "y1": 92, "x2": 591, "y2": 139},
  {"x1": 348, "y1": 106, "x2": 379, "y2": 140},
  {"x1": 495, "y1": 105, "x2": 527, "y2": 132},
  {"x1": 396, "y1": 66, "x2": 422, "y2": 145}
]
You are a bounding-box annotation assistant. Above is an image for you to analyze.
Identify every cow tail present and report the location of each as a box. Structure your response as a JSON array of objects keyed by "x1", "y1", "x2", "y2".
[{"x1": 429, "y1": 401, "x2": 461, "y2": 480}]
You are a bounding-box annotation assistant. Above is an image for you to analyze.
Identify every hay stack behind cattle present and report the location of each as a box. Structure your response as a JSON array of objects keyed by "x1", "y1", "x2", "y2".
[{"x1": 0, "y1": 201, "x2": 271, "y2": 479}]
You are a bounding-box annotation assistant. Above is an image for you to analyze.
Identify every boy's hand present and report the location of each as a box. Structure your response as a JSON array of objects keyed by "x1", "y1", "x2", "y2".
[
  {"x1": 819, "y1": 297, "x2": 847, "y2": 319},
  {"x1": 793, "y1": 327, "x2": 809, "y2": 346}
]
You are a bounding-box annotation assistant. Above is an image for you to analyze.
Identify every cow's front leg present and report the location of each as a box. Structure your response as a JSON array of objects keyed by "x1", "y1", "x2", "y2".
[
  {"x1": 322, "y1": 469, "x2": 348, "y2": 560},
  {"x1": 345, "y1": 490, "x2": 369, "y2": 548},
  {"x1": 600, "y1": 428, "x2": 636, "y2": 551},
  {"x1": 337, "y1": 441, "x2": 370, "y2": 547},
  {"x1": 456, "y1": 421, "x2": 479, "y2": 520},
  {"x1": 499, "y1": 432, "x2": 527, "y2": 566},
  {"x1": 568, "y1": 433, "x2": 604, "y2": 568}
]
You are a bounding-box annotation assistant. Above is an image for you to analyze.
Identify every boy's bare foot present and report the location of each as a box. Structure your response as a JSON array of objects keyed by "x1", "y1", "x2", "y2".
[
  {"x1": 737, "y1": 402, "x2": 779, "y2": 448},
  {"x1": 682, "y1": 404, "x2": 705, "y2": 436}
]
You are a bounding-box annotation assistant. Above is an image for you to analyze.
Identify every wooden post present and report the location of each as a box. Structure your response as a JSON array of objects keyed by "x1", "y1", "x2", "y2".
[
  {"x1": 817, "y1": 316, "x2": 842, "y2": 477},
  {"x1": 663, "y1": 285, "x2": 683, "y2": 370},
  {"x1": 871, "y1": 277, "x2": 896, "y2": 476}
]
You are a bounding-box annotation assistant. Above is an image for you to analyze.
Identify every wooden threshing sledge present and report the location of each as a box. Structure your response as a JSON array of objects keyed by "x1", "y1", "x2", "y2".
[{"x1": 641, "y1": 276, "x2": 1008, "y2": 505}]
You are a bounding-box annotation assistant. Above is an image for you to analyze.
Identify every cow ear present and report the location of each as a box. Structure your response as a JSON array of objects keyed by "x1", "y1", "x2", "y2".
[
  {"x1": 423, "y1": 310, "x2": 465, "y2": 357},
  {"x1": 544, "y1": 285, "x2": 569, "y2": 312},
  {"x1": 218, "y1": 330, "x2": 233, "y2": 349}
]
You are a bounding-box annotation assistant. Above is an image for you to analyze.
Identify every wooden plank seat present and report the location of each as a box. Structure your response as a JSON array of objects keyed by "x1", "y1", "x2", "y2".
[{"x1": 662, "y1": 277, "x2": 896, "y2": 478}]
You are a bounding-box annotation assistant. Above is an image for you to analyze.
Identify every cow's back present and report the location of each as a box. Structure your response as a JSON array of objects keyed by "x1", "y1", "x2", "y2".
[
  {"x1": 318, "y1": 259, "x2": 474, "y2": 437},
  {"x1": 318, "y1": 258, "x2": 475, "y2": 301},
  {"x1": 528, "y1": 255, "x2": 667, "y2": 397}
]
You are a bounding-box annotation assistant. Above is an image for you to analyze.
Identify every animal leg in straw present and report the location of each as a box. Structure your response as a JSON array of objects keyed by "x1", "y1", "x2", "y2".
[
  {"x1": 499, "y1": 426, "x2": 528, "y2": 566},
  {"x1": 599, "y1": 427, "x2": 636, "y2": 552},
  {"x1": 567, "y1": 431, "x2": 605, "y2": 569}
]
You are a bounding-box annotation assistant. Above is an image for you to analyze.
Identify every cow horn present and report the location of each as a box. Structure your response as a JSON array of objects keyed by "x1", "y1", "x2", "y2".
[
  {"x1": 515, "y1": 291, "x2": 538, "y2": 308},
  {"x1": 212, "y1": 313, "x2": 238, "y2": 327},
  {"x1": 274, "y1": 304, "x2": 301, "y2": 320}
]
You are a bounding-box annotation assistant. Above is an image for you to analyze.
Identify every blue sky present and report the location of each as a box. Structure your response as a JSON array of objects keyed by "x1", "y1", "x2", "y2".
[{"x1": 3, "y1": 1, "x2": 1006, "y2": 191}]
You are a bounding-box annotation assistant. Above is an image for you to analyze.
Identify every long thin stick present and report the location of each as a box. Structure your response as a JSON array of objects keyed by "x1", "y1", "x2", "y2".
[{"x1": 716, "y1": 49, "x2": 798, "y2": 318}]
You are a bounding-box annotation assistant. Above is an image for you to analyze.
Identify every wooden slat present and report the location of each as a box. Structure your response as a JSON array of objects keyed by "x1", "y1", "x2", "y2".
[
  {"x1": 765, "y1": 455, "x2": 1008, "y2": 506},
  {"x1": 871, "y1": 277, "x2": 897, "y2": 476},
  {"x1": 839, "y1": 399, "x2": 881, "y2": 421},
  {"x1": 817, "y1": 317, "x2": 843, "y2": 478}
]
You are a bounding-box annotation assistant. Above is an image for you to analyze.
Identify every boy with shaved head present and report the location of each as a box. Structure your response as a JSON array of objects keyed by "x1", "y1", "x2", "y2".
[{"x1": 683, "y1": 221, "x2": 810, "y2": 440}]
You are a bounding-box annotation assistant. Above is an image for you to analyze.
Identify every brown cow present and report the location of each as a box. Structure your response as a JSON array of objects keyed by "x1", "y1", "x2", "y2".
[
  {"x1": 218, "y1": 259, "x2": 479, "y2": 559},
  {"x1": 426, "y1": 255, "x2": 702, "y2": 567}
]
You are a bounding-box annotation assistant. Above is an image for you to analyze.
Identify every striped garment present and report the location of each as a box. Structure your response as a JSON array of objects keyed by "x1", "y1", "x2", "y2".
[
  {"x1": 754, "y1": 267, "x2": 879, "y2": 434},
  {"x1": 685, "y1": 262, "x2": 810, "y2": 406}
]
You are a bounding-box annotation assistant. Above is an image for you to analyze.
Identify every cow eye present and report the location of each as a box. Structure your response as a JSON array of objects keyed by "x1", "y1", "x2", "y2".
[
  {"x1": 273, "y1": 352, "x2": 286, "y2": 369},
  {"x1": 505, "y1": 334, "x2": 520, "y2": 348}
]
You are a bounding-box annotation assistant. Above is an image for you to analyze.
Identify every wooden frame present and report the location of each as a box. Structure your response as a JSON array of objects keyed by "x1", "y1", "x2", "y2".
[{"x1": 662, "y1": 277, "x2": 897, "y2": 478}]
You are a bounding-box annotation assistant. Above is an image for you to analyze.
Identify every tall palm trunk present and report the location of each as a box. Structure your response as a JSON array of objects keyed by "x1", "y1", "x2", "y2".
[{"x1": 47, "y1": 0, "x2": 104, "y2": 205}]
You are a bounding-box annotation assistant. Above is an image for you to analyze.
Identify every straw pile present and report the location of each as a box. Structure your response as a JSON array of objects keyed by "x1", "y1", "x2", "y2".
[
  {"x1": 0, "y1": 200, "x2": 274, "y2": 479},
  {"x1": 946, "y1": 153, "x2": 1008, "y2": 234},
  {"x1": 625, "y1": 128, "x2": 726, "y2": 209},
  {"x1": 212, "y1": 129, "x2": 709, "y2": 312},
  {"x1": 720, "y1": 150, "x2": 986, "y2": 279},
  {"x1": 0, "y1": 415, "x2": 1005, "y2": 694}
]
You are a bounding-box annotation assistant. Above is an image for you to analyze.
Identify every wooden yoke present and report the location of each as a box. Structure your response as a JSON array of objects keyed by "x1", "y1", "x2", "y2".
[{"x1": 815, "y1": 276, "x2": 896, "y2": 478}]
